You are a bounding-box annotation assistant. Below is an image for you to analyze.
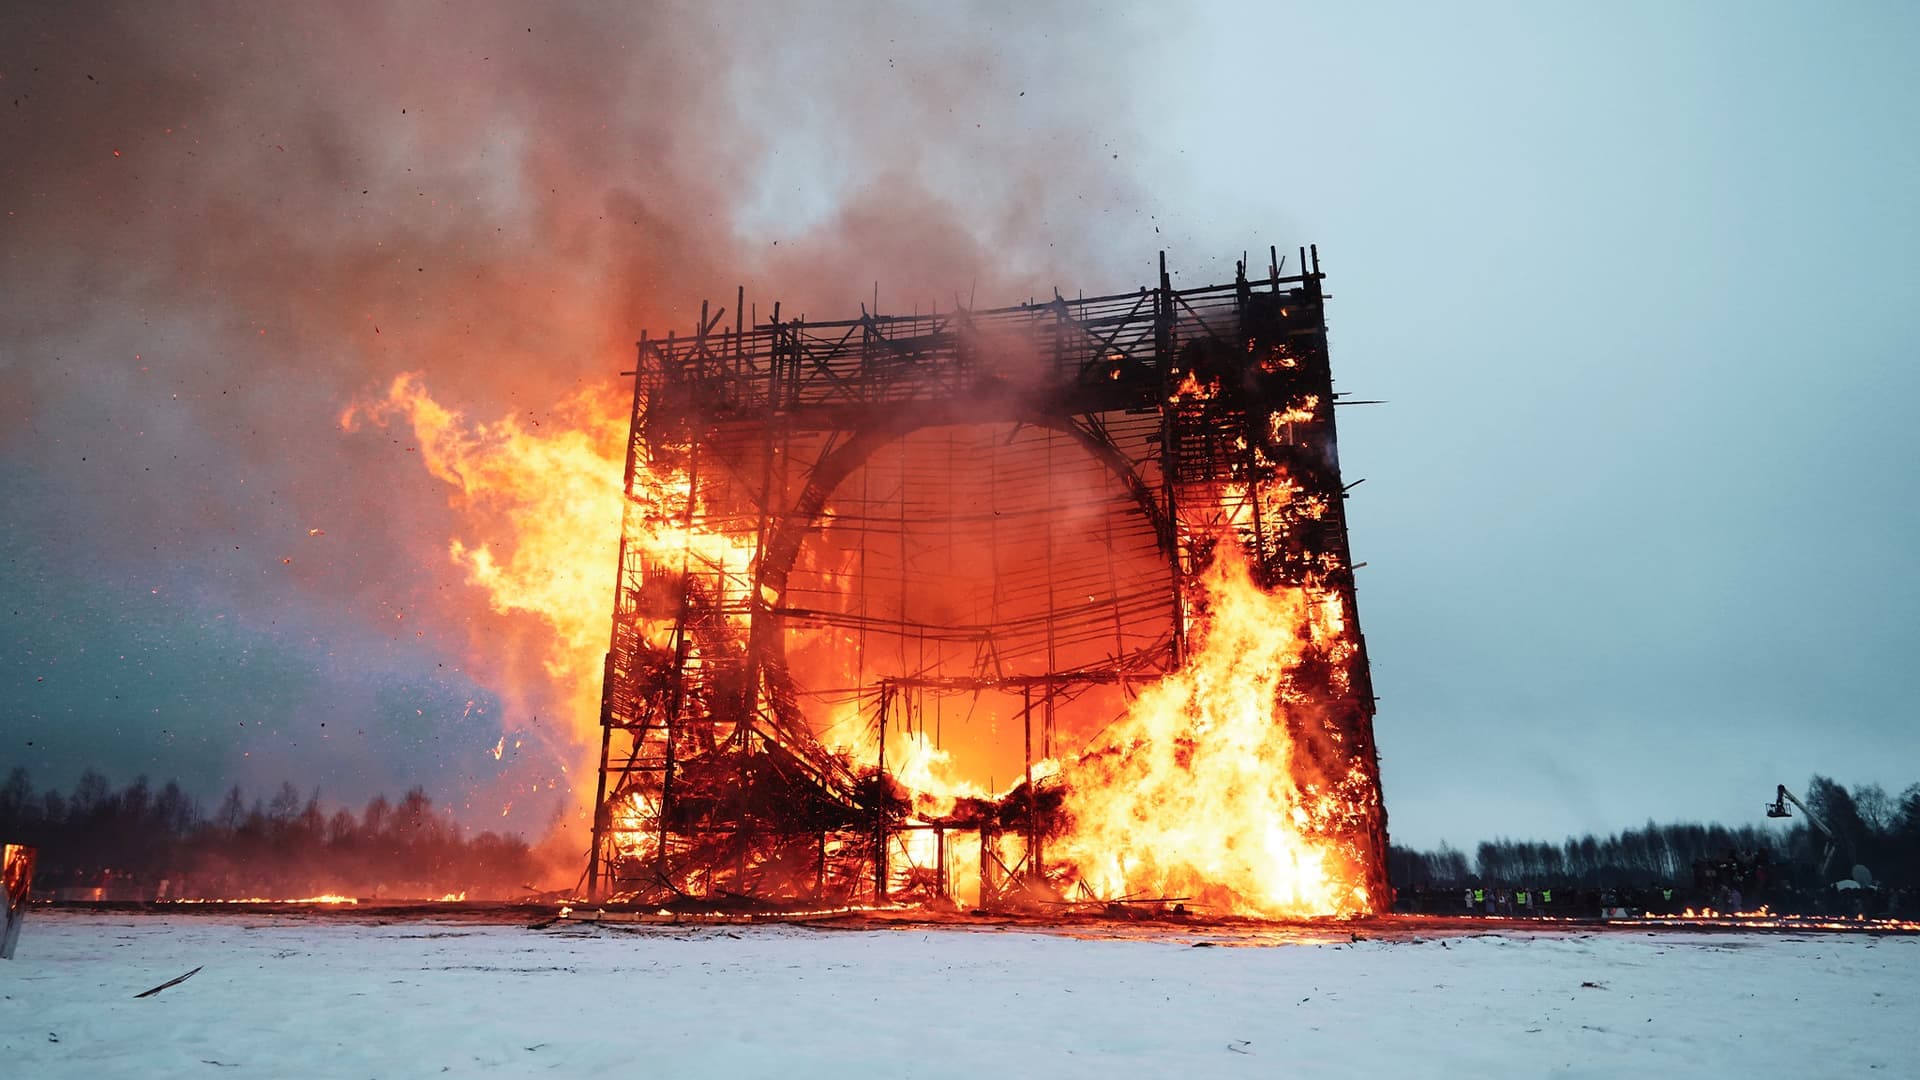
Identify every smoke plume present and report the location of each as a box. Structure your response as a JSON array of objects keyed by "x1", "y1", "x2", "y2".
[{"x1": 0, "y1": 2, "x2": 1157, "y2": 862}]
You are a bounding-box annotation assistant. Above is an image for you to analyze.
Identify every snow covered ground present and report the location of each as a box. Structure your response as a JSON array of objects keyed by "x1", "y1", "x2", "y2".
[{"x1": 2, "y1": 911, "x2": 1914, "y2": 1078}]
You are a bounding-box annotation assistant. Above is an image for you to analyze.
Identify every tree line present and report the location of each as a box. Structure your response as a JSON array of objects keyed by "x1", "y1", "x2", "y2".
[
  {"x1": 1388, "y1": 776, "x2": 1920, "y2": 912},
  {"x1": 0, "y1": 767, "x2": 540, "y2": 901}
]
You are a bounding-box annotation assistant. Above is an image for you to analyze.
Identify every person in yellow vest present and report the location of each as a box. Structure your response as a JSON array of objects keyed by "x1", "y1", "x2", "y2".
[
  {"x1": 1541, "y1": 887, "x2": 1553, "y2": 916},
  {"x1": 1473, "y1": 886, "x2": 1487, "y2": 914}
]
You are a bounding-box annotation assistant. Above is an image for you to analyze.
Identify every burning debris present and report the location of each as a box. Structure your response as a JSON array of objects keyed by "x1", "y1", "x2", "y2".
[
  {"x1": 577, "y1": 248, "x2": 1389, "y2": 916},
  {"x1": 3, "y1": 844, "x2": 34, "y2": 959}
]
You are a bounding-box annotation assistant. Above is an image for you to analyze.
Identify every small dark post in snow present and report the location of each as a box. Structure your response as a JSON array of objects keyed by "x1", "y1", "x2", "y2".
[{"x1": 2, "y1": 843, "x2": 35, "y2": 959}]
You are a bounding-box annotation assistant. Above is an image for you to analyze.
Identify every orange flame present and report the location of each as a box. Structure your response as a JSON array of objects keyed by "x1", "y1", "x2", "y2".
[
  {"x1": 342, "y1": 374, "x2": 629, "y2": 823},
  {"x1": 1049, "y1": 547, "x2": 1371, "y2": 917},
  {"x1": 171, "y1": 894, "x2": 359, "y2": 905}
]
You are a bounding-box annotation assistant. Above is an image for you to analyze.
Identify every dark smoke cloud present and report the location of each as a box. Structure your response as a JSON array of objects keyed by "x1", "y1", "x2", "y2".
[{"x1": 0, "y1": 2, "x2": 1160, "y2": 840}]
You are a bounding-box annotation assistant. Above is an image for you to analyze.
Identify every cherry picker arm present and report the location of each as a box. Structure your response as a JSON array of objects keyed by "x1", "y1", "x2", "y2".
[{"x1": 1766, "y1": 784, "x2": 1837, "y2": 878}]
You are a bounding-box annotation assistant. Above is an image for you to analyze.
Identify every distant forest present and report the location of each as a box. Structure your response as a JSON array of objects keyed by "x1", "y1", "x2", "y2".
[
  {"x1": 1389, "y1": 776, "x2": 1920, "y2": 915},
  {"x1": 0, "y1": 768, "x2": 540, "y2": 901},
  {"x1": 8, "y1": 767, "x2": 1917, "y2": 913}
]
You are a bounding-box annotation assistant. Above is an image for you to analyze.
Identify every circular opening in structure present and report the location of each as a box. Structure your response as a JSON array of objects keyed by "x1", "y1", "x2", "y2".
[{"x1": 776, "y1": 420, "x2": 1176, "y2": 796}]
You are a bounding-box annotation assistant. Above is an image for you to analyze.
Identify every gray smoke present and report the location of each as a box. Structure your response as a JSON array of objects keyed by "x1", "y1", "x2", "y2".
[{"x1": 0, "y1": 1, "x2": 1163, "y2": 837}]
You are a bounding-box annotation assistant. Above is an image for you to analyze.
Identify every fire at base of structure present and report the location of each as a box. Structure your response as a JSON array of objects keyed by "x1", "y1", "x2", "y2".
[{"x1": 589, "y1": 247, "x2": 1388, "y2": 916}]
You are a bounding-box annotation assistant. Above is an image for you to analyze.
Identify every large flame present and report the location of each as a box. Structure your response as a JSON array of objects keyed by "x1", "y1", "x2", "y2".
[
  {"x1": 353, "y1": 374, "x2": 627, "y2": 674},
  {"x1": 341, "y1": 374, "x2": 628, "y2": 824},
  {"x1": 343, "y1": 373, "x2": 767, "y2": 825},
  {"x1": 1049, "y1": 547, "x2": 1371, "y2": 917}
]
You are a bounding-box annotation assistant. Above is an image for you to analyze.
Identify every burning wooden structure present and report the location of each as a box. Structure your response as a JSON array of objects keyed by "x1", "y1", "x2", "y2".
[{"x1": 588, "y1": 247, "x2": 1388, "y2": 914}]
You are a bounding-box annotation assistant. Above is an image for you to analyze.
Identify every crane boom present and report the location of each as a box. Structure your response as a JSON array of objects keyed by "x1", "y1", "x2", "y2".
[{"x1": 1767, "y1": 783, "x2": 1838, "y2": 877}]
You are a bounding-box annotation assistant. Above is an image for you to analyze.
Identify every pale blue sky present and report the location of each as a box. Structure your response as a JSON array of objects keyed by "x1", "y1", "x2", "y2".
[{"x1": 1136, "y1": 2, "x2": 1920, "y2": 845}]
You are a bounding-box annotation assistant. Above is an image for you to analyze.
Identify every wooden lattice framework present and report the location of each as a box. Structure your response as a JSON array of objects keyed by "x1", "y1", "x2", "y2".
[{"x1": 587, "y1": 247, "x2": 1388, "y2": 909}]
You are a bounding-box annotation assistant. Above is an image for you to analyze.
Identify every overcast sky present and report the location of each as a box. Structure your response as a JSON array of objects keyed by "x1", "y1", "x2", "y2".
[{"x1": 4, "y1": 2, "x2": 1916, "y2": 852}]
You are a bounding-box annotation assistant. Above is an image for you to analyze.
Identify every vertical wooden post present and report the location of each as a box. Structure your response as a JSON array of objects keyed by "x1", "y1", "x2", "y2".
[
  {"x1": 1156, "y1": 251, "x2": 1187, "y2": 663},
  {"x1": 588, "y1": 653, "x2": 615, "y2": 901},
  {"x1": 875, "y1": 685, "x2": 890, "y2": 904},
  {"x1": 935, "y1": 827, "x2": 947, "y2": 902},
  {"x1": 979, "y1": 828, "x2": 996, "y2": 910},
  {"x1": 1022, "y1": 684, "x2": 1039, "y2": 884}
]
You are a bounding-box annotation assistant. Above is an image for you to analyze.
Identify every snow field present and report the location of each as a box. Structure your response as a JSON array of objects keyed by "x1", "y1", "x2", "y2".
[{"x1": 2, "y1": 912, "x2": 1915, "y2": 1078}]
